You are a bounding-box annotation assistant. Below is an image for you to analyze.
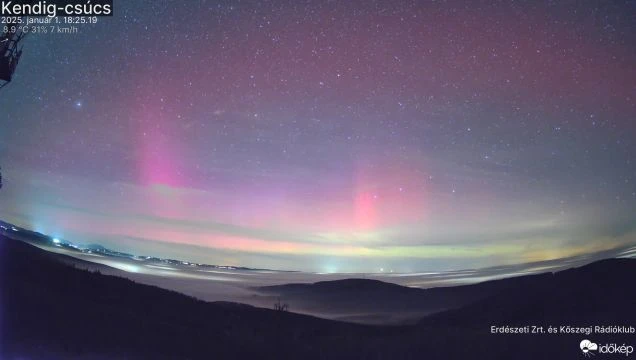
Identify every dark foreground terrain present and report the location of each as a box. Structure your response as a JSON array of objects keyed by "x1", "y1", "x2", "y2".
[{"x1": 1, "y1": 234, "x2": 635, "y2": 359}]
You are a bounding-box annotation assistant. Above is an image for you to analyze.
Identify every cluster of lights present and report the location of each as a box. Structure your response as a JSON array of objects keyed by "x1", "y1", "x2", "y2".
[{"x1": 1, "y1": 225, "x2": 21, "y2": 232}]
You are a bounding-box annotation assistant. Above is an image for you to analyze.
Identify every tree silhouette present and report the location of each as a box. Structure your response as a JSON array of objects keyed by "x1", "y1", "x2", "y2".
[{"x1": 274, "y1": 297, "x2": 289, "y2": 312}]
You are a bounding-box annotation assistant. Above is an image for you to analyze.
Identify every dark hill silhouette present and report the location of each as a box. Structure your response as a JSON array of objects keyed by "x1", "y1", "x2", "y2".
[
  {"x1": 419, "y1": 258, "x2": 636, "y2": 327},
  {"x1": 256, "y1": 270, "x2": 571, "y2": 324},
  {"x1": 0, "y1": 234, "x2": 367, "y2": 359},
  {"x1": 2, "y1": 234, "x2": 635, "y2": 359}
]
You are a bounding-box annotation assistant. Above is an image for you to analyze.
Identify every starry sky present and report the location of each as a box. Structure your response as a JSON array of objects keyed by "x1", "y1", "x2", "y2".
[{"x1": 0, "y1": 0, "x2": 635, "y2": 272}]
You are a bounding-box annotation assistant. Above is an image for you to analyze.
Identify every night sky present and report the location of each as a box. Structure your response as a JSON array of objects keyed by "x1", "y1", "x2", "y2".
[{"x1": 0, "y1": 0, "x2": 635, "y2": 272}]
